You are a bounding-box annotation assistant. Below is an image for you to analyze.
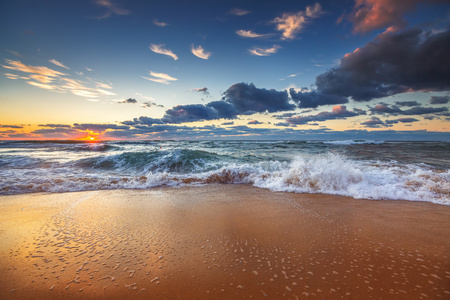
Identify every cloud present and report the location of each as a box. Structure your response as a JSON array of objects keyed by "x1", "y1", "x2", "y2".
[
  {"x1": 430, "y1": 95, "x2": 449, "y2": 104},
  {"x1": 222, "y1": 82, "x2": 294, "y2": 114},
  {"x1": 221, "y1": 121, "x2": 234, "y2": 126},
  {"x1": 26, "y1": 81, "x2": 55, "y2": 90},
  {"x1": 348, "y1": 0, "x2": 424, "y2": 34},
  {"x1": 286, "y1": 105, "x2": 366, "y2": 125},
  {"x1": 122, "y1": 83, "x2": 294, "y2": 125},
  {"x1": 191, "y1": 45, "x2": 212, "y2": 60},
  {"x1": 248, "y1": 120, "x2": 263, "y2": 125},
  {"x1": 119, "y1": 98, "x2": 137, "y2": 104},
  {"x1": 149, "y1": 44, "x2": 178, "y2": 60},
  {"x1": 121, "y1": 116, "x2": 164, "y2": 126},
  {"x1": 394, "y1": 101, "x2": 421, "y2": 107},
  {"x1": 236, "y1": 30, "x2": 270, "y2": 38},
  {"x1": 141, "y1": 101, "x2": 164, "y2": 108},
  {"x1": 248, "y1": 45, "x2": 280, "y2": 56},
  {"x1": 5, "y1": 49, "x2": 22, "y2": 57},
  {"x1": 143, "y1": 71, "x2": 177, "y2": 84},
  {"x1": 273, "y1": 3, "x2": 322, "y2": 40},
  {"x1": 73, "y1": 123, "x2": 130, "y2": 132},
  {"x1": 29, "y1": 74, "x2": 54, "y2": 83},
  {"x1": 3, "y1": 59, "x2": 66, "y2": 77},
  {"x1": 289, "y1": 88, "x2": 347, "y2": 108},
  {"x1": 162, "y1": 105, "x2": 221, "y2": 124},
  {"x1": 229, "y1": 8, "x2": 250, "y2": 16},
  {"x1": 361, "y1": 117, "x2": 386, "y2": 128},
  {"x1": 153, "y1": 19, "x2": 168, "y2": 27},
  {"x1": 369, "y1": 103, "x2": 448, "y2": 115},
  {"x1": 95, "y1": 0, "x2": 130, "y2": 19},
  {"x1": 362, "y1": 116, "x2": 420, "y2": 128},
  {"x1": 0, "y1": 124, "x2": 24, "y2": 129},
  {"x1": 192, "y1": 87, "x2": 209, "y2": 95},
  {"x1": 293, "y1": 27, "x2": 450, "y2": 108},
  {"x1": 96, "y1": 82, "x2": 113, "y2": 89},
  {"x1": 4, "y1": 73, "x2": 19, "y2": 79},
  {"x1": 397, "y1": 117, "x2": 419, "y2": 123},
  {"x1": 274, "y1": 122, "x2": 291, "y2": 127},
  {"x1": 49, "y1": 59, "x2": 69, "y2": 69},
  {"x1": 38, "y1": 124, "x2": 72, "y2": 128}
]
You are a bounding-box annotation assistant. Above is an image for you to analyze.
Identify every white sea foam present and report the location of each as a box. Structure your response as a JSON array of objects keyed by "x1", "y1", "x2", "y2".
[{"x1": 0, "y1": 141, "x2": 448, "y2": 205}]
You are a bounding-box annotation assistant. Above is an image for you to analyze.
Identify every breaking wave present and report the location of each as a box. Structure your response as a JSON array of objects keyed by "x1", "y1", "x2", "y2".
[{"x1": 0, "y1": 146, "x2": 448, "y2": 205}]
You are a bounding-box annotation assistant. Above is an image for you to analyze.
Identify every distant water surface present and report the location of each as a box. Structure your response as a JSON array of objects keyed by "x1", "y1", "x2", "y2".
[{"x1": 0, "y1": 140, "x2": 448, "y2": 205}]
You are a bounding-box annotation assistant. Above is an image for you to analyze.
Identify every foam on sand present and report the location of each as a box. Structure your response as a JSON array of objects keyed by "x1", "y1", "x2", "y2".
[{"x1": 0, "y1": 185, "x2": 449, "y2": 299}]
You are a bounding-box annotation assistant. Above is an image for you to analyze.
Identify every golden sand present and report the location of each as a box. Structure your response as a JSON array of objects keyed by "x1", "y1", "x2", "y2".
[{"x1": 0, "y1": 185, "x2": 449, "y2": 299}]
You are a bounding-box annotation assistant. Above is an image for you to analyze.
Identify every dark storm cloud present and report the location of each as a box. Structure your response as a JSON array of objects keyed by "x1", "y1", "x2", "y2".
[
  {"x1": 430, "y1": 95, "x2": 450, "y2": 104},
  {"x1": 369, "y1": 103, "x2": 448, "y2": 115},
  {"x1": 289, "y1": 88, "x2": 348, "y2": 109},
  {"x1": 286, "y1": 105, "x2": 366, "y2": 125},
  {"x1": 161, "y1": 104, "x2": 220, "y2": 124},
  {"x1": 38, "y1": 124, "x2": 72, "y2": 128},
  {"x1": 394, "y1": 101, "x2": 421, "y2": 107},
  {"x1": 0, "y1": 124, "x2": 24, "y2": 129},
  {"x1": 222, "y1": 83, "x2": 294, "y2": 114},
  {"x1": 73, "y1": 123, "x2": 130, "y2": 132},
  {"x1": 361, "y1": 117, "x2": 386, "y2": 128},
  {"x1": 401, "y1": 106, "x2": 448, "y2": 115},
  {"x1": 127, "y1": 83, "x2": 294, "y2": 125},
  {"x1": 121, "y1": 116, "x2": 164, "y2": 126},
  {"x1": 292, "y1": 27, "x2": 450, "y2": 108},
  {"x1": 362, "y1": 116, "x2": 419, "y2": 128},
  {"x1": 32, "y1": 127, "x2": 79, "y2": 136},
  {"x1": 119, "y1": 98, "x2": 137, "y2": 104},
  {"x1": 397, "y1": 117, "x2": 419, "y2": 123}
]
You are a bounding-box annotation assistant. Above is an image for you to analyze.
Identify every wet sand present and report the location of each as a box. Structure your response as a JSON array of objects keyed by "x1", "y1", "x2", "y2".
[{"x1": 1, "y1": 185, "x2": 449, "y2": 299}]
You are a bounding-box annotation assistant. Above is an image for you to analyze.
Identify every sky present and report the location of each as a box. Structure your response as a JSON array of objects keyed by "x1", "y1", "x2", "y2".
[{"x1": 1, "y1": 0, "x2": 449, "y2": 141}]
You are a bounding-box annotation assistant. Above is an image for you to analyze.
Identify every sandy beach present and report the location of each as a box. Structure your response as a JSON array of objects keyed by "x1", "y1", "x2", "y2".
[{"x1": 0, "y1": 185, "x2": 449, "y2": 299}]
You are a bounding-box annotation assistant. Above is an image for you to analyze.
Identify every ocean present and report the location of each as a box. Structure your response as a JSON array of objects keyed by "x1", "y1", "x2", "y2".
[{"x1": 0, "y1": 140, "x2": 448, "y2": 205}]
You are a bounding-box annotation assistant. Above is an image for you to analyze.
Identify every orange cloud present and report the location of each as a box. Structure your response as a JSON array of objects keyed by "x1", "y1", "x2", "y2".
[
  {"x1": 3, "y1": 59, "x2": 66, "y2": 77},
  {"x1": 350, "y1": 0, "x2": 420, "y2": 34}
]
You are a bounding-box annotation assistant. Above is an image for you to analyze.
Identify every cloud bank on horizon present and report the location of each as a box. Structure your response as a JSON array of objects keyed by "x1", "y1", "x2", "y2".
[{"x1": 1, "y1": 0, "x2": 449, "y2": 140}]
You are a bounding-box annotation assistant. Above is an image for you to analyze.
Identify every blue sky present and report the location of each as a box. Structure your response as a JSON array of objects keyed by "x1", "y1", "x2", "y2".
[{"x1": 1, "y1": 0, "x2": 449, "y2": 140}]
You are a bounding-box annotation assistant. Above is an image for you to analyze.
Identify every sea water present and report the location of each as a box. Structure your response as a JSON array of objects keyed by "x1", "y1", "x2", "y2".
[{"x1": 0, "y1": 140, "x2": 448, "y2": 205}]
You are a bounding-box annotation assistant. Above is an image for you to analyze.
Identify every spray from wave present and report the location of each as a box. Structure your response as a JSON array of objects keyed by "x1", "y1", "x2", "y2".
[{"x1": 0, "y1": 141, "x2": 448, "y2": 205}]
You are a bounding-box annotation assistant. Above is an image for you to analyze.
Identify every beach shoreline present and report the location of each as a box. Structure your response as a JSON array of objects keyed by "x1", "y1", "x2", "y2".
[{"x1": 1, "y1": 185, "x2": 449, "y2": 299}]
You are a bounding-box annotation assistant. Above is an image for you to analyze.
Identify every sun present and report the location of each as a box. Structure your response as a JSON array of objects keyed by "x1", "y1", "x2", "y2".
[{"x1": 89, "y1": 136, "x2": 95, "y2": 141}]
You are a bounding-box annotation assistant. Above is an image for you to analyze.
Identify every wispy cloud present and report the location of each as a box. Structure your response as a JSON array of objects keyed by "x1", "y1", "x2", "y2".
[
  {"x1": 4, "y1": 73, "x2": 19, "y2": 79},
  {"x1": 191, "y1": 45, "x2": 212, "y2": 60},
  {"x1": 26, "y1": 81, "x2": 55, "y2": 90},
  {"x1": 235, "y1": 30, "x2": 270, "y2": 38},
  {"x1": 49, "y1": 59, "x2": 70, "y2": 69},
  {"x1": 3, "y1": 59, "x2": 118, "y2": 100},
  {"x1": 273, "y1": 3, "x2": 322, "y2": 40},
  {"x1": 3, "y1": 59, "x2": 66, "y2": 77},
  {"x1": 248, "y1": 45, "x2": 280, "y2": 56},
  {"x1": 96, "y1": 82, "x2": 112, "y2": 89},
  {"x1": 30, "y1": 74, "x2": 54, "y2": 83},
  {"x1": 229, "y1": 8, "x2": 250, "y2": 16},
  {"x1": 5, "y1": 49, "x2": 22, "y2": 57},
  {"x1": 149, "y1": 44, "x2": 179, "y2": 60},
  {"x1": 153, "y1": 19, "x2": 168, "y2": 27},
  {"x1": 95, "y1": 0, "x2": 130, "y2": 19},
  {"x1": 143, "y1": 71, "x2": 177, "y2": 84}
]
